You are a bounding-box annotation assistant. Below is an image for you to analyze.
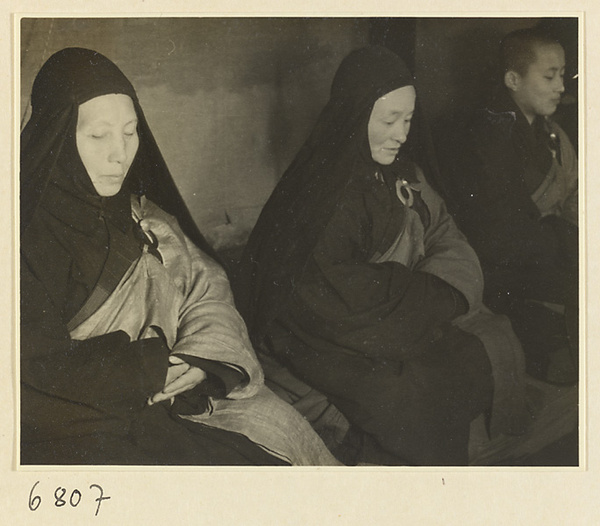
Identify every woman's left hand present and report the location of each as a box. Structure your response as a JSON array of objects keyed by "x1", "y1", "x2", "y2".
[{"x1": 148, "y1": 355, "x2": 207, "y2": 405}]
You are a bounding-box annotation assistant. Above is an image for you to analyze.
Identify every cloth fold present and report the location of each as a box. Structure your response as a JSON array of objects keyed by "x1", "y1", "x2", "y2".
[
  {"x1": 372, "y1": 167, "x2": 531, "y2": 437},
  {"x1": 66, "y1": 196, "x2": 339, "y2": 466},
  {"x1": 21, "y1": 47, "x2": 338, "y2": 465}
]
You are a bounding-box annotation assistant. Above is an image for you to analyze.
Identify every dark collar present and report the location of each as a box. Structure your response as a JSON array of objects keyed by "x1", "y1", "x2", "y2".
[
  {"x1": 40, "y1": 180, "x2": 133, "y2": 235},
  {"x1": 488, "y1": 88, "x2": 554, "y2": 182}
]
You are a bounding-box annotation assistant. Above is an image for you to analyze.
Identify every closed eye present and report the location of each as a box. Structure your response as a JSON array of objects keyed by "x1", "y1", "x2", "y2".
[{"x1": 124, "y1": 124, "x2": 138, "y2": 137}]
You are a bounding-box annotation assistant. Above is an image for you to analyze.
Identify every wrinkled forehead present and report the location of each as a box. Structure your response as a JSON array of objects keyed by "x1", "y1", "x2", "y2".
[
  {"x1": 77, "y1": 93, "x2": 138, "y2": 127},
  {"x1": 372, "y1": 85, "x2": 417, "y2": 115}
]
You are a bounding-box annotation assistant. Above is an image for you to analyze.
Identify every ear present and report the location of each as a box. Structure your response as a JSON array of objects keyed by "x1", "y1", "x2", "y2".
[{"x1": 504, "y1": 70, "x2": 521, "y2": 92}]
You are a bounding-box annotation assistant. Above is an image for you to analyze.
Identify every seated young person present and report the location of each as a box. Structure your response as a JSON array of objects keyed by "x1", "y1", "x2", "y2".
[
  {"x1": 20, "y1": 47, "x2": 338, "y2": 466},
  {"x1": 236, "y1": 46, "x2": 530, "y2": 466},
  {"x1": 436, "y1": 28, "x2": 578, "y2": 384}
]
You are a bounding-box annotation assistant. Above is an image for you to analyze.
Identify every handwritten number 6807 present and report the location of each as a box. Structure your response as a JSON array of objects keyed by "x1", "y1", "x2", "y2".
[{"x1": 28, "y1": 481, "x2": 110, "y2": 516}]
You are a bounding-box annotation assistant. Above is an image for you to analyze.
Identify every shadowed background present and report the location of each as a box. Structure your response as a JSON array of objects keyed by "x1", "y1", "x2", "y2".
[{"x1": 22, "y1": 17, "x2": 576, "y2": 252}]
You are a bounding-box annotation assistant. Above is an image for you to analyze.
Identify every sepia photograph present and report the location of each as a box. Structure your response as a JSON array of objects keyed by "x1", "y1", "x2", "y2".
[
  {"x1": 19, "y1": 15, "x2": 580, "y2": 468},
  {"x1": 5, "y1": 5, "x2": 598, "y2": 524}
]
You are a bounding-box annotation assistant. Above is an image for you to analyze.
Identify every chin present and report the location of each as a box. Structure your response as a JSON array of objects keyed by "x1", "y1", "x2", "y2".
[
  {"x1": 95, "y1": 185, "x2": 123, "y2": 197},
  {"x1": 373, "y1": 155, "x2": 396, "y2": 166}
]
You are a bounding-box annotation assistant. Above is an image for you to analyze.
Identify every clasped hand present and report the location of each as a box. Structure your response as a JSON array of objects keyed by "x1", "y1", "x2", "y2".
[{"x1": 148, "y1": 355, "x2": 207, "y2": 405}]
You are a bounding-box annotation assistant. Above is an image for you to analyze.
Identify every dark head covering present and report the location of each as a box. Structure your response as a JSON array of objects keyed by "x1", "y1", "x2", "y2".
[
  {"x1": 236, "y1": 46, "x2": 431, "y2": 343},
  {"x1": 21, "y1": 47, "x2": 212, "y2": 255}
]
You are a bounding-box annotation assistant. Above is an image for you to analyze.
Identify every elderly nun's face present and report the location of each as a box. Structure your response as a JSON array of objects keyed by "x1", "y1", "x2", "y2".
[
  {"x1": 368, "y1": 85, "x2": 416, "y2": 165},
  {"x1": 76, "y1": 93, "x2": 139, "y2": 197}
]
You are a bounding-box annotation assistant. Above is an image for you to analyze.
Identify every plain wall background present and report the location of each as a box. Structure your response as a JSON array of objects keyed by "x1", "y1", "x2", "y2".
[
  {"x1": 414, "y1": 17, "x2": 538, "y2": 122},
  {"x1": 21, "y1": 17, "x2": 576, "y2": 251},
  {"x1": 20, "y1": 18, "x2": 371, "y2": 249}
]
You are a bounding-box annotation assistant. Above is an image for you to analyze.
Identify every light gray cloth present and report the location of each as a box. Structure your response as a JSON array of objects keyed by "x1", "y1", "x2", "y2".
[
  {"x1": 70, "y1": 196, "x2": 340, "y2": 466},
  {"x1": 374, "y1": 168, "x2": 531, "y2": 437}
]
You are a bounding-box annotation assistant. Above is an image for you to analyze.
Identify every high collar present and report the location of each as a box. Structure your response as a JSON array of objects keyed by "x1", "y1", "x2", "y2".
[
  {"x1": 488, "y1": 87, "x2": 550, "y2": 139},
  {"x1": 488, "y1": 87, "x2": 554, "y2": 187},
  {"x1": 40, "y1": 179, "x2": 133, "y2": 236},
  {"x1": 488, "y1": 88, "x2": 529, "y2": 125}
]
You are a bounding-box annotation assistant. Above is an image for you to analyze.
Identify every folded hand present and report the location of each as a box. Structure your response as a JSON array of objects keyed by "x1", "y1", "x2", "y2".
[{"x1": 148, "y1": 355, "x2": 207, "y2": 405}]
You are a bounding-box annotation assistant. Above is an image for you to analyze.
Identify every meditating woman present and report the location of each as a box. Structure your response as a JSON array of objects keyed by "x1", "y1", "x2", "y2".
[
  {"x1": 20, "y1": 47, "x2": 337, "y2": 466},
  {"x1": 236, "y1": 46, "x2": 530, "y2": 466}
]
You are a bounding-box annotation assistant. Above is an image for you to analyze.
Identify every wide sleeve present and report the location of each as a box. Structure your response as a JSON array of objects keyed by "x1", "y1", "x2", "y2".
[
  {"x1": 413, "y1": 167, "x2": 484, "y2": 309},
  {"x1": 138, "y1": 198, "x2": 264, "y2": 399},
  {"x1": 20, "y1": 258, "x2": 169, "y2": 439},
  {"x1": 284, "y1": 182, "x2": 467, "y2": 361}
]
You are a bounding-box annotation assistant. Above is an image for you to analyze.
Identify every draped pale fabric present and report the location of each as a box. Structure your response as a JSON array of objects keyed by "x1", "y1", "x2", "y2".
[
  {"x1": 69, "y1": 197, "x2": 340, "y2": 466},
  {"x1": 237, "y1": 47, "x2": 503, "y2": 465},
  {"x1": 372, "y1": 169, "x2": 531, "y2": 437},
  {"x1": 530, "y1": 122, "x2": 578, "y2": 226}
]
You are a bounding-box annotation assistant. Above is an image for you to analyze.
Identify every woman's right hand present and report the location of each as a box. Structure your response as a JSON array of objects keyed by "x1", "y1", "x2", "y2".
[{"x1": 148, "y1": 355, "x2": 207, "y2": 405}]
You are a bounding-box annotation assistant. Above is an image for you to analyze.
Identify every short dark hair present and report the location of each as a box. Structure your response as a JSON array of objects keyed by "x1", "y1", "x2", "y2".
[{"x1": 500, "y1": 27, "x2": 562, "y2": 77}]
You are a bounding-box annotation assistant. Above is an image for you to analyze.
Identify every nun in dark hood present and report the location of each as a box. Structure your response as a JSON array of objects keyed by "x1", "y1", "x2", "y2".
[
  {"x1": 236, "y1": 46, "x2": 530, "y2": 466},
  {"x1": 20, "y1": 47, "x2": 338, "y2": 466}
]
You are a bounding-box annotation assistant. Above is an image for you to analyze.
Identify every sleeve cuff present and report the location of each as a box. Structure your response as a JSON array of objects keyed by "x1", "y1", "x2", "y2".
[{"x1": 172, "y1": 354, "x2": 245, "y2": 396}]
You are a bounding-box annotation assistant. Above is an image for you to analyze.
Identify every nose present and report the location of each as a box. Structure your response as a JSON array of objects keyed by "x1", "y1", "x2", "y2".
[
  {"x1": 108, "y1": 134, "x2": 127, "y2": 164},
  {"x1": 392, "y1": 123, "x2": 408, "y2": 145},
  {"x1": 556, "y1": 76, "x2": 565, "y2": 94}
]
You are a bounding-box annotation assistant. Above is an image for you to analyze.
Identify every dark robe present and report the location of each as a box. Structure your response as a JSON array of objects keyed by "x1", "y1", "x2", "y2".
[
  {"x1": 236, "y1": 47, "x2": 494, "y2": 466},
  {"x1": 20, "y1": 48, "x2": 285, "y2": 465},
  {"x1": 436, "y1": 89, "x2": 578, "y2": 382}
]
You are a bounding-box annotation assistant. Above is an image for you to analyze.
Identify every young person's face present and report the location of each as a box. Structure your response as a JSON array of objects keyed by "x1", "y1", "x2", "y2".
[
  {"x1": 509, "y1": 43, "x2": 565, "y2": 124},
  {"x1": 368, "y1": 85, "x2": 416, "y2": 165},
  {"x1": 76, "y1": 93, "x2": 139, "y2": 197}
]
